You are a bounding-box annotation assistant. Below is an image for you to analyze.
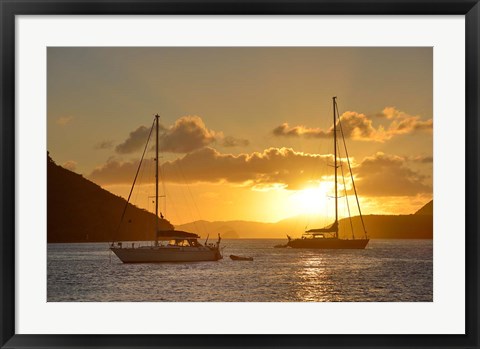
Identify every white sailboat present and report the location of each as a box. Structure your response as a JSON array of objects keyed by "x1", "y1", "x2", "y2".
[{"x1": 110, "y1": 114, "x2": 222, "y2": 263}]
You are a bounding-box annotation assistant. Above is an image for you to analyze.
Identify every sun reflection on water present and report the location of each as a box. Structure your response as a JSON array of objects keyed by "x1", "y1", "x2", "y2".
[{"x1": 292, "y1": 253, "x2": 336, "y2": 302}]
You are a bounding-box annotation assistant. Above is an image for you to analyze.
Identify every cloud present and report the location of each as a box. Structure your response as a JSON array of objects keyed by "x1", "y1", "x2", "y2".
[
  {"x1": 272, "y1": 107, "x2": 432, "y2": 142},
  {"x1": 62, "y1": 160, "x2": 77, "y2": 171},
  {"x1": 379, "y1": 107, "x2": 433, "y2": 137},
  {"x1": 272, "y1": 123, "x2": 330, "y2": 138},
  {"x1": 115, "y1": 126, "x2": 151, "y2": 154},
  {"x1": 162, "y1": 147, "x2": 335, "y2": 190},
  {"x1": 89, "y1": 148, "x2": 432, "y2": 198},
  {"x1": 94, "y1": 140, "x2": 114, "y2": 150},
  {"x1": 337, "y1": 111, "x2": 382, "y2": 141},
  {"x1": 353, "y1": 152, "x2": 431, "y2": 196},
  {"x1": 409, "y1": 155, "x2": 433, "y2": 163},
  {"x1": 89, "y1": 159, "x2": 142, "y2": 185},
  {"x1": 115, "y1": 116, "x2": 249, "y2": 154},
  {"x1": 220, "y1": 136, "x2": 250, "y2": 148},
  {"x1": 56, "y1": 116, "x2": 74, "y2": 126},
  {"x1": 89, "y1": 147, "x2": 333, "y2": 190},
  {"x1": 160, "y1": 116, "x2": 216, "y2": 153},
  {"x1": 272, "y1": 113, "x2": 380, "y2": 141}
]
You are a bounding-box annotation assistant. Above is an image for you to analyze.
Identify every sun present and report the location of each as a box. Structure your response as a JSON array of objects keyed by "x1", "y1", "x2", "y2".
[{"x1": 289, "y1": 182, "x2": 333, "y2": 216}]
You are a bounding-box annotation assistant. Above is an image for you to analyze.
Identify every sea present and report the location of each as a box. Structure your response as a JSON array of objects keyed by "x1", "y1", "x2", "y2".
[{"x1": 47, "y1": 239, "x2": 432, "y2": 302}]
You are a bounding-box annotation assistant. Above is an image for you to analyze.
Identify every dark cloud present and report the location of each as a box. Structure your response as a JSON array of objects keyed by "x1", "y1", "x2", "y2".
[
  {"x1": 115, "y1": 126, "x2": 151, "y2": 154},
  {"x1": 89, "y1": 147, "x2": 333, "y2": 190},
  {"x1": 94, "y1": 140, "x2": 114, "y2": 150},
  {"x1": 220, "y1": 136, "x2": 250, "y2": 148},
  {"x1": 89, "y1": 159, "x2": 143, "y2": 185},
  {"x1": 89, "y1": 147, "x2": 432, "y2": 198},
  {"x1": 354, "y1": 152, "x2": 431, "y2": 196},
  {"x1": 273, "y1": 107, "x2": 432, "y2": 142},
  {"x1": 162, "y1": 147, "x2": 334, "y2": 190}
]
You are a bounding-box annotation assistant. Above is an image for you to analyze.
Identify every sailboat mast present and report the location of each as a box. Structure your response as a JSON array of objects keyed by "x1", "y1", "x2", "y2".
[
  {"x1": 333, "y1": 97, "x2": 338, "y2": 238},
  {"x1": 155, "y1": 114, "x2": 160, "y2": 246}
]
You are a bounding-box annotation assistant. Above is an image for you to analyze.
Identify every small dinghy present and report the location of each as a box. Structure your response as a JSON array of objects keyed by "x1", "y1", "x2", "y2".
[{"x1": 230, "y1": 254, "x2": 253, "y2": 261}]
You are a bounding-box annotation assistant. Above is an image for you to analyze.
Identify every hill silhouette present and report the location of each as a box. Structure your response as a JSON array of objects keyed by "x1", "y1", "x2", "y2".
[
  {"x1": 47, "y1": 153, "x2": 173, "y2": 243},
  {"x1": 415, "y1": 200, "x2": 433, "y2": 215},
  {"x1": 336, "y1": 213, "x2": 432, "y2": 239}
]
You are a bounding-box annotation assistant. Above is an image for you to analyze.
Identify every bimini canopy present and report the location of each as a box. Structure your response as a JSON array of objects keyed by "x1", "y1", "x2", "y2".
[
  {"x1": 156, "y1": 230, "x2": 200, "y2": 241},
  {"x1": 306, "y1": 221, "x2": 338, "y2": 233}
]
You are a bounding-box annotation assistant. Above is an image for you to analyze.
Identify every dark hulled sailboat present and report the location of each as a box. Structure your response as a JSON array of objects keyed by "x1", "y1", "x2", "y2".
[{"x1": 287, "y1": 97, "x2": 369, "y2": 249}]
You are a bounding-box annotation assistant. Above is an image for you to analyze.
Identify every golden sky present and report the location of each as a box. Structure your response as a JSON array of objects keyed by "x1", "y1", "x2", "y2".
[{"x1": 48, "y1": 47, "x2": 433, "y2": 225}]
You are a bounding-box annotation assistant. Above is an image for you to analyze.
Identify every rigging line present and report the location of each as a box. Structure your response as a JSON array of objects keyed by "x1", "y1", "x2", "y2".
[
  {"x1": 172, "y1": 164, "x2": 199, "y2": 235},
  {"x1": 162, "y1": 178, "x2": 181, "y2": 228},
  {"x1": 337, "y1": 137, "x2": 355, "y2": 239},
  {"x1": 111, "y1": 117, "x2": 156, "y2": 244},
  {"x1": 142, "y1": 151, "x2": 155, "y2": 239},
  {"x1": 156, "y1": 156, "x2": 182, "y2": 227},
  {"x1": 133, "y1": 140, "x2": 151, "y2": 211},
  {"x1": 156, "y1": 131, "x2": 168, "y2": 219},
  {"x1": 173, "y1": 165, "x2": 195, "y2": 232},
  {"x1": 175, "y1": 161, "x2": 206, "y2": 237},
  {"x1": 159, "y1": 160, "x2": 167, "y2": 218},
  {"x1": 184, "y1": 179, "x2": 207, "y2": 237},
  {"x1": 335, "y1": 102, "x2": 368, "y2": 239},
  {"x1": 313, "y1": 133, "x2": 329, "y2": 231}
]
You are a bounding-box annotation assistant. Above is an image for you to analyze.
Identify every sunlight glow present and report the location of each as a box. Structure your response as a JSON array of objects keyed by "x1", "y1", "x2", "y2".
[{"x1": 289, "y1": 182, "x2": 333, "y2": 215}]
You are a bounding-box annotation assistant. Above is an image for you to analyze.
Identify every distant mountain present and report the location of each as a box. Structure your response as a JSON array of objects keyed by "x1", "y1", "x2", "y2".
[
  {"x1": 47, "y1": 153, "x2": 173, "y2": 243},
  {"x1": 178, "y1": 201, "x2": 433, "y2": 239},
  {"x1": 176, "y1": 220, "x2": 278, "y2": 240}
]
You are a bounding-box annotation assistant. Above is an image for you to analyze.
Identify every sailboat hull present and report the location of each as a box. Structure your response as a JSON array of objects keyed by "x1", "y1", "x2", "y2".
[
  {"x1": 110, "y1": 246, "x2": 222, "y2": 263},
  {"x1": 288, "y1": 238, "x2": 369, "y2": 249}
]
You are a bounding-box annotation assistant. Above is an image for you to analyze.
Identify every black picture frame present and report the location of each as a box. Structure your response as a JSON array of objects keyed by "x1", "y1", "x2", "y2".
[{"x1": 1, "y1": 1, "x2": 479, "y2": 348}]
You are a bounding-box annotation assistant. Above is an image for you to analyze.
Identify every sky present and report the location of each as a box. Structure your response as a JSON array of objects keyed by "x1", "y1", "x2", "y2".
[{"x1": 47, "y1": 47, "x2": 433, "y2": 225}]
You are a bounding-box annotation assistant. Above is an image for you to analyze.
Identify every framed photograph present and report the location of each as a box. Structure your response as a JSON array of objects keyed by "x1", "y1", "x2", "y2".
[{"x1": 1, "y1": 1, "x2": 479, "y2": 348}]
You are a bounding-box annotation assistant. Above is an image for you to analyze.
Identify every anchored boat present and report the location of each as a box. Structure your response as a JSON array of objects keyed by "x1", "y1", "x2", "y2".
[
  {"x1": 287, "y1": 97, "x2": 369, "y2": 250},
  {"x1": 110, "y1": 114, "x2": 222, "y2": 262},
  {"x1": 230, "y1": 255, "x2": 253, "y2": 261}
]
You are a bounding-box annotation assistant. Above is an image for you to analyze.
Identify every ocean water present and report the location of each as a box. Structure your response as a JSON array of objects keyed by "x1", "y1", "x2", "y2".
[{"x1": 47, "y1": 239, "x2": 432, "y2": 302}]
